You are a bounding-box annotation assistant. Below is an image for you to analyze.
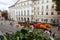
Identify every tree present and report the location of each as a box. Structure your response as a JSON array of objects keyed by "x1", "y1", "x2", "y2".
[
  {"x1": 53, "y1": 0, "x2": 60, "y2": 11},
  {"x1": 1, "y1": 10, "x2": 8, "y2": 20}
]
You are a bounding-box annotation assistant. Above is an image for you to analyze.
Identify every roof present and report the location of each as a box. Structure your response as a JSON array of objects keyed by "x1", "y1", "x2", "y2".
[
  {"x1": 9, "y1": 0, "x2": 37, "y2": 8},
  {"x1": 9, "y1": 0, "x2": 20, "y2": 8}
]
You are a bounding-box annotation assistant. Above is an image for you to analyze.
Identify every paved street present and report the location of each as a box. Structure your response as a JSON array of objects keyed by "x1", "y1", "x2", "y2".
[
  {"x1": 50, "y1": 26, "x2": 60, "y2": 37},
  {"x1": 0, "y1": 20, "x2": 22, "y2": 32}
]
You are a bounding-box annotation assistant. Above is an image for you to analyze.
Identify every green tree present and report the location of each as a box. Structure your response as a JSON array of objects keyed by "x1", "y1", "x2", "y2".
[
  {"x1": 1, "y1": 10, "x2": 8, "y2": 20},
  {"x1": 53, "y1": 0, "x2": 60, "y2": 11}
]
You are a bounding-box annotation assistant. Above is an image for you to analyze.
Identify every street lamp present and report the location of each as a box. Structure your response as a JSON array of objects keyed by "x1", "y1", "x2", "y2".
[{"x1": 31, "y1": 15, "x2": 34, "y2": 22}]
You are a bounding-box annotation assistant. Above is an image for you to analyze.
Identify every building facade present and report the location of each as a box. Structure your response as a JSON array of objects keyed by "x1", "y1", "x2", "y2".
[
  {"x1": 9, "y1": 0, "x2": 60, "y2": 24},
  {"x1": 0, "y1": 10, "x2": 2, "y2": 17}
]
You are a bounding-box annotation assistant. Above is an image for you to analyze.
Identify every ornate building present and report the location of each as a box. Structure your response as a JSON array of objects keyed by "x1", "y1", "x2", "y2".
[{"x1": 9, "y1": 0, "x2": 60, "y2": 24}]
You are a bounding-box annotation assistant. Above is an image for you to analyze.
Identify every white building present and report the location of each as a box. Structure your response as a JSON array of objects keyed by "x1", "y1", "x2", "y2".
[{"x1": 9, "y1": 0, "x2": 60, "y2": 24}]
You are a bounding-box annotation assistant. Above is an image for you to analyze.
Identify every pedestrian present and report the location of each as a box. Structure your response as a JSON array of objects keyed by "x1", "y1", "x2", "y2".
[
  {"x1": 58, "y1": 26, "x2": 60, "y2": 31},
  {"x1": 52, "y1": 33, "x2": 56, "y2": 38},
  {"x1": 44, "y1": 30, "x2": 50, "y2": 36},
  {"x1": 58, "y1": 27, "x2": 59, "y2": 31},
  {"x1": 10, "y1": 22, "x2": 13, "y2": 26},
  {"x1": 49, "y1": 30, "x2": 52, "y2": 36},
  {"x1": 58, "y1": 24, "x2": 60, "y2": 31}
]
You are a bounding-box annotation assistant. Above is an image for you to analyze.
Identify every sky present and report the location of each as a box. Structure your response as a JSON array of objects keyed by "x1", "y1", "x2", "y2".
[{"x1": 0, "y1": 0, "x2": 17, "y2": 10}]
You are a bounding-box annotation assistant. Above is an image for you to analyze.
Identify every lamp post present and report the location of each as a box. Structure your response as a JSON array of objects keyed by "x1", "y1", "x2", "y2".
[{"x1": 31, "y1": 15, "x2": 34, "y2": 22}]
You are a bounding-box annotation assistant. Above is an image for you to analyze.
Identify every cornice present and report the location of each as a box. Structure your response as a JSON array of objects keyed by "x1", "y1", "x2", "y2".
[{"x1": 9, "y1": 0, "x2": 39, "y2": 8}]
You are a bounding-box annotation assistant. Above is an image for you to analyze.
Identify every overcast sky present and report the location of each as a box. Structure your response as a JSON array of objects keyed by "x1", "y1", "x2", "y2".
[{"x1": 0, "y1": 0, "x2": 17, "y2": 10}]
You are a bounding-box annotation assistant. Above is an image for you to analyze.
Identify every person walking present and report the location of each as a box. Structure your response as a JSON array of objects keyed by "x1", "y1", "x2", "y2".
[
  {"x1": 58, "y1": 24, "x2": 60, "y2": 31},
  {"x1": 49, "y1": 30, "x2": 52, "y2": 36},
  {"x1": 10, "y1": 22, "x2": 13, "y2": 26},
  {"x1": 52, "y1": 32, "x2": 56, "y2": 39}
]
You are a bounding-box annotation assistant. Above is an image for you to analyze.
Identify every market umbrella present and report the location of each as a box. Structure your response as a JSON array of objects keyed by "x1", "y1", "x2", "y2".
[
  {"x1": 33, "y1": 23, "x2": 40, "y2": 28},
  {"x1": 39, "y1": 23, "x2": 47, "y2": 29},
  {"x1": 46, "y1": 23, "x2": 51, "y2": 28}
]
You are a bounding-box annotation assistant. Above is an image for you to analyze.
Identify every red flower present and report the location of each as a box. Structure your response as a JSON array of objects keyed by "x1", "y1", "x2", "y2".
[{"x1": 5, "y1": 32, "x2": 9, "y2": 35}]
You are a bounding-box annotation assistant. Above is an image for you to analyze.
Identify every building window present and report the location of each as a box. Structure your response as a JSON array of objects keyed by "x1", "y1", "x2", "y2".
[
  {"x1": 24, "y1": 18, "x2": 26, "y2": 22},
  {"x1": 42, "y1": 0, "x2": 44, "y2": 4},
  {"x1": 47, "y1": 0, "x2": 48, "y2": 3},
  {"x1": 34, "y1": 2, "x2": 36, "y2": 5},
  {"x1": 16, "y1": 11, "x2": 18, "y2": 14},
  {"x1": 41, "y1": 18, "x2": 43, "y2": 21},
  {"x1": 27, "y1": 2, "x2": 29, "y2": 5},
  {"x1": 26, "y1": 2, "x2": 28, "y2": 5},
  {"x1": 21, "y1": 3, "x2": 22, "y2": 6},
  {"x1": 46, "y1": 12, "x2": 48, "y2": 15},
  {"x1": 51, "y1": 12, "x2": 54, "y2": 15},
  {"x1": 44, "y1": 19, "x2": 48, "y2": 23},
  {"x1": 17, "y1": 5, "x2": 18, "y2": 7},
  {"x1": 36, "y1": 19, "x2": 39, "y2": 22},
  {"x1": 42, "y1": 6, "x2": 43, "y2": 9},
  {"x1": 38, "y1": 12, "x2": 39, "y2": 15},
  {"x1": 24, "y1": 10, "x2": 26, "y2": 16},
  {"x1": 34, "y1": 7, "x2": 36, "y2": 10},
  {"x1": 27, "y1": 18, "x2": 29, "y2": 21},
  {"x1": 24, "y1": 3, "x2": 25, "y2": 6},
  {"x1": 21, "y1": 17, "x2": 23, "y2": 21},
  {"x1": 21, "y1": 11, "x2": 23, "y2": 16},
  {"x1": 51, "y1": 19, "x2": 53, "y2": 22},
  {"x1": 51, "y1": 19, "x2": 54, "y2": 23},
  {"x1": 19, "y1": 11, "x2": 20, "y2": 16},
  {"x1": 42, "y1": 12, "x2": 43, "y2": 15},
  {"x1": 27, "y1": 10, "x2": 29, "y2": 16},
  {"x1": 32, "y1": 10, "x2": 33, "y2": 12},
  {"x1": 46, "y1": 5, "x2": 48, "y2": 9},
  {"x1": 52, "y1": 4, "x2": 54, "y2": 8},
  {"x1": 19, "y1": 17, "x2": 20, "y2": 20},
  {"x1": 51, "y1": 19, "x2": 56, "y2": 23},
  {"x1": 38, "y1": 7, "x2": 39, "y2": 10},
  {"x1": 34, "y1": 11, "x2": 36, "y2": 15},
  {"x1": 38, "y1": 2, "x2": 39, "y2": 4}
]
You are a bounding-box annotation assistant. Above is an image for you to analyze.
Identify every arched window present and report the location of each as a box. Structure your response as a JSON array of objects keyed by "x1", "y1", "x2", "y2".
[
  {"x1": 47, "y1": 0, "x2": 48, "y2": 3},
  {"x1": 52, "y1": 4, "x2": 54, "y2": 8},
  {"x1": 44, "y1": 19, "x2": 48, "y2": 23},
  {"x1": 24, "y1": 18, "x2": 26, "y2": 22},
  {"x1": 21, "y1": 17, "x2": 23, "y2": 21},
  {"x1": 46, "y1": 12, "x2": 48, "y2": 15},
  {"x1": 27, "y1": 18, "x2": 29, "y2": 22}
]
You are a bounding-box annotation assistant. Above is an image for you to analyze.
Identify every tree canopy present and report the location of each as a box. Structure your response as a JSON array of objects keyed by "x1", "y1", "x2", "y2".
[
  {"x1": 1, "y1": 10, "x2": 8, "y2": 20},
  {"x1": 53, "y1": 0, "x2": 60, "y2": 11}
]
